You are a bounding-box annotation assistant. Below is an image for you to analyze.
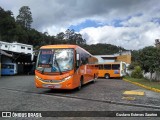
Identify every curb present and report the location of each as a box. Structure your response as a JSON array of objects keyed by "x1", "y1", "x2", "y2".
[{"x1": 123, "y1": 78, "x2": 160, "y2": 93}]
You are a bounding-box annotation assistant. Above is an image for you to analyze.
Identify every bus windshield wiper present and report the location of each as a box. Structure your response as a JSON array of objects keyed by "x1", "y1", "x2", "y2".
[{"x1": 54, "y1": 55, "x2": 62, "y2": 75}]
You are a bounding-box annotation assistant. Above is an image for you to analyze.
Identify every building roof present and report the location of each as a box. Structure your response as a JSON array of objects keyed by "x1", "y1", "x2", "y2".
[
  {"x1": 0, "y1": 41, "x2": 33, "y2": 47},
  {"x1": 0, "y1": 50, "x2": 12, "y2": 57}
]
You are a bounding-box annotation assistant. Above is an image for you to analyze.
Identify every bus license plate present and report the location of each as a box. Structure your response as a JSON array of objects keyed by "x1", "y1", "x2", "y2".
[{"x1": 42, "y1": 84, "x2": 61, "y2": 88}]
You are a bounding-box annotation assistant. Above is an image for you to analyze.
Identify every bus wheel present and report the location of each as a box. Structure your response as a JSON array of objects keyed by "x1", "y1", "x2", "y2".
[
  {"x1": 92, "y1": 74, "x2": 96, "y2": 83},
  {"x1": 78, "y1": 77, "x2": 83, "y2": 90},
  {"x1": 105, "y1": 74, "x2": 110, "y2": 79}
]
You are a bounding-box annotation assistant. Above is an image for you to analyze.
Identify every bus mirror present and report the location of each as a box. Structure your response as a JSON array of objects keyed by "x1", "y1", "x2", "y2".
[
  {"x1": 76, "y1": 53, "x2": 80, "y2": 68},
  {"x1": 76, "y1": 53, "x2": 80, "y2": 61}
]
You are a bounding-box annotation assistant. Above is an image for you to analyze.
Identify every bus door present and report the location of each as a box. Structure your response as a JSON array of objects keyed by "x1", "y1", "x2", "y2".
[{"x1": 120, "y1": 62, "x2": 126, "y2": 77}]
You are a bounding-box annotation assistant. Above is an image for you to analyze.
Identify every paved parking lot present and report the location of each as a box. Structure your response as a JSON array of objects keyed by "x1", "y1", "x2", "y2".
[{"x1": 0, "y1": 75, "x2": 160, "y2": 119}]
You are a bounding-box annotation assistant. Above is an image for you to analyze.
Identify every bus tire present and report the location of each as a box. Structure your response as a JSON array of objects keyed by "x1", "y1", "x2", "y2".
[
  {"x1": 92, "y1": 74, "x2": 96, "y2": 83},
  {"x1": 105, "y1": 74, "x2": 110, "y2": 79},
  {"x1": 78, "y1": 77, "x2": 83, "y2": 90}
]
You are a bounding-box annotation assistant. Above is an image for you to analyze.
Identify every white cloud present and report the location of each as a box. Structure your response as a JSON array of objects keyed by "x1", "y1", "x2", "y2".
[
  {"x1": 80, "y1": 20, "x2": 160, "y2": 50},
  {"x1": 0, "y1": 0, "x2": 160, "y2": 49},
  {"x1": 41, "y1": 26, "x2": 66, "y2": 35}
]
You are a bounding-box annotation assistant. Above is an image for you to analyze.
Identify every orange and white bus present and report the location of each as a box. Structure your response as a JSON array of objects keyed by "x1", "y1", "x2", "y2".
[
  {"x1": 35, "y1": 45, "x2": 98, "y2": 90},
  {"x1": 96, "y1": 62, "x2": 126, "y2": 79}
]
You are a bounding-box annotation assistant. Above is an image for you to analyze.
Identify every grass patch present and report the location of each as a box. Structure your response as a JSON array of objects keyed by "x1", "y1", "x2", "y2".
[{"x1": 124, "y1": 76, "x2": 160, "y2": 90}]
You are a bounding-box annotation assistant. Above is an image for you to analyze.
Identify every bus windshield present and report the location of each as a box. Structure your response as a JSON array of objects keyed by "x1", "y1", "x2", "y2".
[{"x1": 36, "y1": 49, "x2": 74, "y2": 73}]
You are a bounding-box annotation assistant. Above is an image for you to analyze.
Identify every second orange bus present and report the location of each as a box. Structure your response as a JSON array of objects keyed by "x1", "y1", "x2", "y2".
[{"x1": 96, "y1": 62, "x2": 126, "y2": 79}]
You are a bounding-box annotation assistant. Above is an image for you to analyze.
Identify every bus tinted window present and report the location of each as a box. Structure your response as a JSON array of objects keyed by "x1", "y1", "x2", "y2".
[
  {"x1": 2, "y1": 64, "x2": 14, "y2": 69},
  {"x1": 95, "y1": 65, "x2": 99, "y2": 68},
  {"x1": 104, "y1": 64, "x2": 111, "y2": 70},
  {"x1": 99, "y1": 65, "x2": 103, "y2": 69},
  {"x1": 81, "y1": 53, "x2": 88, "y2": 64},
  {"x1": 112, "y1": 64, "x2": 120, "y2": 70}
]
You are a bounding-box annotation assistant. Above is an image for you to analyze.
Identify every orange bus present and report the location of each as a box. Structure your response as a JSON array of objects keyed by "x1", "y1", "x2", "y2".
[
  {"x1": 35, "y1": 45, "x2": 98, "y2": 90},
  {"x1": 96, "y1": 62, "x2": 126, "y2": 79}
]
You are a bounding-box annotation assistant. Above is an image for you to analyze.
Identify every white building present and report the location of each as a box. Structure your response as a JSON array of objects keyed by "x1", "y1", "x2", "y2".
[
  {"x1": 94, "y1": 51, "x2": 131, "y2": 64},
  {"x1": 94, "y1": 55, "x2": 116, "y2": 63},
  {"x1": 0, "y1": 41, "x2": 33, "y2": 55}
]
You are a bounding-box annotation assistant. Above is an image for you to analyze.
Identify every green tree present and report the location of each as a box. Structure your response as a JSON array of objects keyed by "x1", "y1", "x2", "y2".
[
  {"x1": 74, "y1": 33, "x2": 86, "y2": 45},
  {"x1": 0, "y1": 7, "x2": 16, "y2": 42},
  {"x1": 131, "y1": 50, "x2": 140, "y2": 62},
  {"x1": 16, "y1": 6, "x2": 33, "y2": 29},
  {"x1": 13, "y1": 24, "x2": 29, "y2": 43},
  {"x1": 128, "y1": 61, "x2": 140, "y2": 70},
  {"x1": 81, "y1": 43, "x2": 124, "y2": 55},
  {"x1": 155, "y1": 48, "x2": 160, "y2": 81},
  {"x1": 139, "y1": 46, "x2": 159, "y2": 81},
  {"x1": 131, "y1": 66, "x2": 143, "y2": 78},
  {"x1": 64, "y1": 29, "x2": 86, "y2": 45},
  {"x1": 56, "y1": 32, "x2": 65, "y2": 41},
  {"x1": 65, "y1": 29, "x2": 75, "y2": 44}
]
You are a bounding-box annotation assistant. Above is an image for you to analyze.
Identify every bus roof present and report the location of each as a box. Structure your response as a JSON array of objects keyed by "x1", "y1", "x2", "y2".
[
  {"x1": 96, "y1": 62, "x2": 125, "y2": 65},
  {"x1": 40, "y1": 44, "x2": 93, "y2": 56},
  {"x1": 40, "y1": 44, "x2": 78, "y2": 49}
]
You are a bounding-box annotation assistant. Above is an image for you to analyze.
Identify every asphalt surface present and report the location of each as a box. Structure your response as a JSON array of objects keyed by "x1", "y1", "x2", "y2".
[{"x1": 0, "y1": 75, "x2": 160, "y2": 120}]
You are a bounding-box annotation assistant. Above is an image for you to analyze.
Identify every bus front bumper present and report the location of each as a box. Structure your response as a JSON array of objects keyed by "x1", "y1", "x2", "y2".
[{"x1": 35, "y1": 75, "x2": 74, "y2": 89}]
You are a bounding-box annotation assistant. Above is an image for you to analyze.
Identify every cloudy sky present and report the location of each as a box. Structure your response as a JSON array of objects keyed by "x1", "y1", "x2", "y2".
[{"x1": 1, "y1": 0, "x2": 160, "y2": 50}]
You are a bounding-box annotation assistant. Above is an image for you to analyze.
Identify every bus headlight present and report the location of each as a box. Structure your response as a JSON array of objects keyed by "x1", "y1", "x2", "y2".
[
  {"x1": 35, "y1": 75, "x2": 43, "y2": 81},
  {"x1": 62, "y1": 75, "x2": 72, "y2": 81}
]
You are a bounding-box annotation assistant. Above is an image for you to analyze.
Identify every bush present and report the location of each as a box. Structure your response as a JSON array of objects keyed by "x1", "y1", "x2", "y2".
[
  {"x1": 131, "y1": 66, "x2": 143, "y2": 78},
  {"x1": 128, "y1": 62, "x2": 140, "y2": 70}
]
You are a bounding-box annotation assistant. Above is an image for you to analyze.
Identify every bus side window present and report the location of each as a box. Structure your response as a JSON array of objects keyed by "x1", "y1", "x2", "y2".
[
  {"x1": 99, "y1": 65, "x2": 103, "y2": 70},
  {"x1": 104, "y1": 64, "x2": 111, "y2": 70},
  {"x1": 95, "y1": 65, "x2": 99, "y2": 69},
  {"x1": 112, "y1": 64, "x2": 120, "y2": 70},
  {"x1": 81, "y1": 53, "x2": 89, "y2": 65}
]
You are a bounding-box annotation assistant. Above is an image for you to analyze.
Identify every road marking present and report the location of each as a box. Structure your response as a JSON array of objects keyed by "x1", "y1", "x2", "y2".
[
  {"x1": 122, "y1": 97, "x2": 135, "y2": 101},
  {"x1": 0, "y1": 87, "x2": 160, "y2": 109},
  {"x1": 123, "y1": 91, "x2": 145, "y2": 96}
]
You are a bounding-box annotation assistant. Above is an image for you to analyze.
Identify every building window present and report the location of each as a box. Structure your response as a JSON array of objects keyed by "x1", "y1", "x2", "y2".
[
  {"x1": 21, "y1": 46, "x2": 25, "y2": 49},
  {"x1": 28, "y1": 48, "x2": 31, "y2": 50}
]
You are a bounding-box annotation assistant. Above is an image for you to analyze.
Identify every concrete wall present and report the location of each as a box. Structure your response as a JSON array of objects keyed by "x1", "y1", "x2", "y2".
[
  {"x1": 144, "y1": 71, "x2": 160, "y2": 81},
  {"x1": 128, "y1": 70, "x2": 160, "y2": 81}
]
